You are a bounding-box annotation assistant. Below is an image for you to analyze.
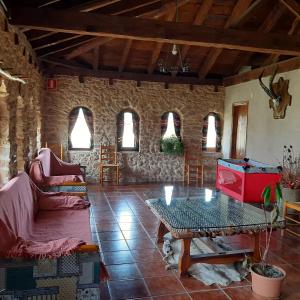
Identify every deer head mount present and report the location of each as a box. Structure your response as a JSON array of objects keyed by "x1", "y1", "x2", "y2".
[{"x1": 258, "y1": 68, "x2": 292, "y2": 119}]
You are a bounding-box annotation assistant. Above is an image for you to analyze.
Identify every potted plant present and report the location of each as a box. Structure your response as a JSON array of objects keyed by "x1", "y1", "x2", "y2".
[
  {"x1": 249, "y1": 183, "x2": 286, "y2": 299},
  {"x1": 281, "y1": 145, "x2": 300, "y2": 202},
  {"x1": 160, "y1": 135, "x2": 184, "y2": 156}
]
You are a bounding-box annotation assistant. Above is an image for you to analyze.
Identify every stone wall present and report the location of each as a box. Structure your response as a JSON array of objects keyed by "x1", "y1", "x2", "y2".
[
  {"x1": 43, "y1": 76, "x2": 224, "y2": 183},
  {"x1": 0, "y1": 9, "x2": 44, "y2": 186}
]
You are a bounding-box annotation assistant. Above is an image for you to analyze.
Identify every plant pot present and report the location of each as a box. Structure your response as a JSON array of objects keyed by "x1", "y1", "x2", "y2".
[
  {"x1": 251, "y1": 264, "x2": 286, "y2": 299},
  {"x1": 281, "y1": 187, "x2": 300, "y2": 203}
]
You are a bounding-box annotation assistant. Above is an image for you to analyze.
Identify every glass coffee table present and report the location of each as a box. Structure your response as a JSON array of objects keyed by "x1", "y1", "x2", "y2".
[
  {"x1": 146, "y1": 189, "x2": 285, "y2": 276},
  {"x1": 0, "y1": 252, "x2": 101, "y2": 299}
]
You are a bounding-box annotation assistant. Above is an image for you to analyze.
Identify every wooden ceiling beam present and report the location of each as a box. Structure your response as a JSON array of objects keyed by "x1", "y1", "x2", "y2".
[
  {"x1": 232, "y1": 3, "x2": 285, "y2": 74},
  {"x1": 262, "y1": 17, "x2": 300, "y2": 66},
  {"x1": 147, "y1": 10, "x2": 176, "y2": 74},
  {"x1": 224, "y1": 56, "x2": 300, "y2": 86},
  {"x1": 12, "y1": 7, "x2": 300, "y2": 54},
  {"x1": 197, "y1": 0, "x2": 253, "y2": 80},
  {"x1": 173, "y1": 0, "x2": 214, "y2": 76},
  {"x1": 42, "y1": 58, "x2": 222, "y2": 86},
  {"x1": 118, "y1": 39, "x2": 132, "y2": 72},
  {"x1": 73, "y1": 0, "x2": 121, "y2": 12},
  {"x1": 280, "y1": 0, "x2": 300, "y2": 19},
  {"x1": 64, "y1": 0, "x2": 190, "y2": 60}
]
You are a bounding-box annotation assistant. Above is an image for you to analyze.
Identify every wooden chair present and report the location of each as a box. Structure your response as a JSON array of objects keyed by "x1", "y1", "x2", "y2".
[
  {"x1": 283, "y1": 201, "x2": 300, "y2": 237},
  {"x1": 99, "y1": 145, "x2": 119, "y2": 185},
  {"x1": 45, "y1": 142, "x2": 64, "y2": 161},
  {"x1": 183, "y1": 148, "x2": 204, "y2": 185}
]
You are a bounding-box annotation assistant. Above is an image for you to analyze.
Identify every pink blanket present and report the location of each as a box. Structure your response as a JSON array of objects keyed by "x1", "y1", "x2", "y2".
[
  {"x1": 0, "y1": 173, "x2": 90, "y2": 259},
  {"x1": 29, "y1": 148, "x2": 84, "y2": 186}
]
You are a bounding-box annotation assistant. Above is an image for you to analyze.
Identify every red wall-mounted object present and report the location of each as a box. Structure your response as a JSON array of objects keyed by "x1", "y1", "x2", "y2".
[{"x1": 47, "y1": 78, "x2": 57, "y2": 90}]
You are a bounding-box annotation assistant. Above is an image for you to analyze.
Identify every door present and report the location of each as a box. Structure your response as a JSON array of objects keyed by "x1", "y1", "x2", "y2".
[{"x1": 231, "y1": 102, "x2": 248, "y2": 159}]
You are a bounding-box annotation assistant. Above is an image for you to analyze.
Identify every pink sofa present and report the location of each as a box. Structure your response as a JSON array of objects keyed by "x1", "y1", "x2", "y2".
[
  {"x1": 0, "y1": 172, "x2": 92, "y2": 257},
  {"x1": 29, "y1": 148, "x2": 87, "y2": 194}
]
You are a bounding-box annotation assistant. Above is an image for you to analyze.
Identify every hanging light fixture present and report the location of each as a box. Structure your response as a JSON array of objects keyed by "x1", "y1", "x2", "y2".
[{"x1": 157, "y1": 0, "x2": 190, "y2": 75}]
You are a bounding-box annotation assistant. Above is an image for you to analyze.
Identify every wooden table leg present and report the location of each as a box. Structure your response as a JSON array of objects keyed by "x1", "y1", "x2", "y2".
[
  {"x1": 253, "y1": 232, "x2": 261, "y2": 263},
  {"x1": 156, "y1": 221, "x2": 169, "y2": 243},
  {"x1": 178, "y1": 238, "x2": 191, "y2": 277}
]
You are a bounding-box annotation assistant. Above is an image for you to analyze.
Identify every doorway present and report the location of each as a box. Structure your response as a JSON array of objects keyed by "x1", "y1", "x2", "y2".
[{"x1": 231, "y1": 102, "x2": 248, "y2": 159}]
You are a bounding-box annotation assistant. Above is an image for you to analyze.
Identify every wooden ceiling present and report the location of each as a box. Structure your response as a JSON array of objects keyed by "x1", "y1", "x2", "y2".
[{"x1": 5, "y1": 0, "x2": 300, "y2": 85}]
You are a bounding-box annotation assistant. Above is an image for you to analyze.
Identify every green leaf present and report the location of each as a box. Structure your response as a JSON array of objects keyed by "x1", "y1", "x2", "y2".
[
  {"x1": 275, "y1": 183, "x2": 282, "y2": 203},
  {"x1": 262, "y1": 186, "x2": 271, "y2": 207}
]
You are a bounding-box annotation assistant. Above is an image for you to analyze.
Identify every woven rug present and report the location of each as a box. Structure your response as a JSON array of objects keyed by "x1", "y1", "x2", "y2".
[{"x1": 162, "y1": 233, "x2": 249, "y2": 286}]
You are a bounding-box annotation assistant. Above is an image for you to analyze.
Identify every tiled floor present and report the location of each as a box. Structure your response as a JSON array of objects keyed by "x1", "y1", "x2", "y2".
[{"x1": 88, "y1": 183, "x2": 300, "y2": 300}]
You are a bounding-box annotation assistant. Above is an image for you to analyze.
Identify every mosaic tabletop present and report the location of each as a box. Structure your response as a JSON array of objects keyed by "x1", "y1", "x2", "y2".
[
  {"x1": 0, "y1": 252, "x2": 100, "y2": 300},
  {"x1": 146, "y1": 189, "x2": 285, "y2": 238}
]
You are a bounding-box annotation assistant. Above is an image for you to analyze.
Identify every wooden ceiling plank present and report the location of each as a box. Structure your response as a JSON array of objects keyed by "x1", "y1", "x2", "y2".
[
  {"x1": 147, "y1": 42, "x2": 164, "y2": 74},
  {"x1": 39, "y1": 37, "x2": 98, "y2": 57},
  {"x1": 34, "y1": 34, "x2": 82, "y2": 50},
  {"x1": 198, "y1": 0, "x2": 253, "y2": 79},
  {"x1": 280, "y1": 0, "x2": 300, "y2": 19},
  {"x1": 118, "y1": 39, "x2": 133, "y2": 72},
  {"x1": 229, "y1": 0, "x2": 266, "y2": 28},
  {"x1": 74, "y1": 0, "x2": 121, "y2": 12},
  {"x1": 64, "y1": 37, "x2": 114, "y2": 59},
  {"x1": 64, "y1": 0, "x2": 190, "y2": 60},
  {"x1": 110, "y1": 0, "x2": 161, "y2": 16},
  {"x1": 224, "y1": 56, "x2": 300, "y2": 86},
  {"x1": 139, "y1": 0, "x2": 190, "y2": 19},
  {"x1": 42, "y1": 58, "x2": 222, "y2": 85},
  {"x1": 29, "y1": 31, "x2": 57, "y2": 41},
  {"x1": 232, "y1": 3, "x2": 285, "y2": 74},
  {"x1": 262, "y1": 17, "x2": 300, "y2": 66}
]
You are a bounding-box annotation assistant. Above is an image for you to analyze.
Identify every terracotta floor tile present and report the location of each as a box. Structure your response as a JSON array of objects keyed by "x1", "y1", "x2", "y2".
[
  {"x1": 98, "y1": 230, "x2": 124, "y2": 241},
  {"x1": 126, "y1": 238, "x2": 156, "y2": 250},
  {"x1": 108, "y1": 279, "x2": 150, "y2": 300},
  {"x1": 131, "y1": 248, "x2": 163, "y2": 262},
  {"x1": 223, "y1": 286, "x2": 261, "y2": 300},
  {"x1": 96, "y1": 222, "x2": 120, "y2": 231},
  {"x1": 137, "y1": 260, "x2": 171, "y2": 277},
  {"x1": 116, "y1": 214, "x2": 140, "y2": 223},
  {"x1": 179, "y1": 276, "x2": 219, "y2": 292},
  {"x1": 118, "y1": 222, "x2": 144, "y2": 231},
  {"x1": 145, "y1": 276, "x2": 185, "y2": 296},
  {"x1": 100, "y1": 239, "x2": 129, "y2": 251},
  {"x1": 106, "y1": 263, "x2": 142, "y2": 280},
  {"x1": 102, "y1": 250, "x2": 134, "y2": 265},
  {"x1": 189, "y1": 290, "x2": 229, "y2": 300},
  {"x1": 152, "y1": 294, "x2": 191, "y2": 300},
  {"x1": 122, "y1": 229, "x2": 148, "y2": 239}
]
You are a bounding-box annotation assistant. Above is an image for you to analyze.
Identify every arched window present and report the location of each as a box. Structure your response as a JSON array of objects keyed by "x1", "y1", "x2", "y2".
[
  {"x1": 161, "y1": 112, "x2": 181, "y2": 140},
  {"x1": 68, "y1": 107, "x2": 93, "y2": 150},
  {"x1": 117, "y1": 109, "x2": 139, "y2": 151},
  {"x1": 202, "y1": 112, "x2": 222, "y2": 152}
]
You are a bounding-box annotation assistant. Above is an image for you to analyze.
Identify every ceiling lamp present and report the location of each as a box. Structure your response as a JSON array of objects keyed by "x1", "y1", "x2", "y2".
[{"x1": 157, "y1": 0, "x2": 190, "y2": 75}]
